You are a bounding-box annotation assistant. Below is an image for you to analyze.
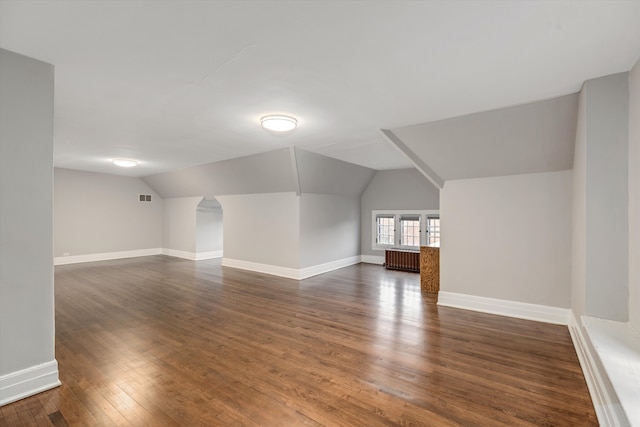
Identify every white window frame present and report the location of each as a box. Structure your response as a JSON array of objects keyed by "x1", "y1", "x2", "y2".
[
  {"x1": 375, "y1": 214, "x2": 395, "y2": 247},
  {"x1": 426, "y1": 215, "x2": 441, "y2": 247},
  {"x1": 371, "y1": 210, "x2": 439, "y2": 251},
  {"x1": 399, "y1": 214, "x2": 421, "y2": 247}
]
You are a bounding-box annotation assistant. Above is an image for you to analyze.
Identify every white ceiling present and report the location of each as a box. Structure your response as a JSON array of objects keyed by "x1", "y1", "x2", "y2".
[{"x1": 1, "y1": 1, "x2": 639, "y2": 177}]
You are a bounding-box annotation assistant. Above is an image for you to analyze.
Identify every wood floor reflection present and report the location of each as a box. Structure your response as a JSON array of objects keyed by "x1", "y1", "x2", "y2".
[{"x1": 1, "y1": 256, "x2": 597, "y2": 426}]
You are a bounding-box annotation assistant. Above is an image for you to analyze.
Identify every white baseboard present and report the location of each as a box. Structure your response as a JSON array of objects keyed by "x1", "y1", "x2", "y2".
[
  {"x1": 0, "y1": 360, "x2": 60, "y2": 406},
  {"x1": 162, "y1": 248, "x2": 223, "y2": 261},
  {"x1": 568, "y1": 314, "x2": 629, "y2": 427},
  {"x1": 573, "y1": 315, "x2": 639, "y2": 427},
  {"x1": 54, "y1": 248, "x2": 223, "y2": 265},
  {"x1": 361, "y1": 255, "x2": 384, "y2": 265},
  {"x1": 194, "y1": 250, "x2": 223, "y2": 260},
  {"x1": 222, "y1": 256, "x2": 362, "y2": 280},
  {"x1": 437, "y1": 291, "x2": 571, "y2": 325},
  {"x1": 161, "y1": 248, "x2": 196, "y2": 260},
  {"x1": 54, "y1": 248, "x2": 162, "y2": 265},
  {"x1": 298, "y1": 256, "x2": 362, "y2": 279},
  {"x1": 222, "y1": 258, "x2": 300, "y2": 279}
]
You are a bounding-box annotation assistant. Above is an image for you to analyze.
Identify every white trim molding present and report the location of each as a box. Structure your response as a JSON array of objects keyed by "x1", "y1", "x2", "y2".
[
  {"x1": 289, "y1": 146, "x2": 301, "y2": 196},
  {"x1": 54, "y1": 248, "x2": 224, "y2": 265},
  {"x1": 378, "y1": 129, "x2": 444, "y2": 189},
  {"x1": 222, "y1": 258, "x2": 299, "y2": 279},
  {"x1": 222, "y1": 256, "x2": 362, "y2": 280},
  {"x1": 298, "y1": 256, "x2": 362, "y2": 280},
  {"x1": 54, "y1": 248, "x2": 162, "y2": 265},
  {"x1": 0, "y1": 360, "x2": 60, "y2": 406},
  {"x1": 194, "y1": 250, "x2": 223, "y2": 261},
  {"x1": 437, "y1": 292, "x2": 571, "y2": 325},
  {"x1": 569, "y1": 314, "x2": 639, "y2": 427},
  {"x1": 162, "y1": 248, "x2": 197, "y2": 260},
  {"x1": 568, "y1": 314, "x2": 627, "y2": 427},
  {"x1": 361, "y1": 255, "x2": 384, "y2": 265},
  {"x1": 163, "y1": 248, "x2": 223, "y2": 261}
]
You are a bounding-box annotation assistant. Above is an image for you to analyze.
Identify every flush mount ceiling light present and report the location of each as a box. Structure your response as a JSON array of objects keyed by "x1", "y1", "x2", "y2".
[
  {"x1": 112, "y1": 158, "x2": 138, "y2": 167},
  {"x1": 260, "y1": 115, "x2": 298, "y2": 132}
]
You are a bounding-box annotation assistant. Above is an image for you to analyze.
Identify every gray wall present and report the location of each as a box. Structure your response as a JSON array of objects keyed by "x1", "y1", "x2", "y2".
[
  {"x1": 572, "y1": 87, "x2": 588, "y2": 318},
  {"x1": 573, "y1": 71, "x2": 632, "y2": 323},
  {"x1": 218, "y1": 192, "x2": 359, "y2": 270},
  {"x1": 578, "y1": 73, "x2": 629, "y2": 321},
  {"x1": 360, "y1": 169, "x2": 440, "y2": 257},
  {"x1": 569, "y1": 70, "x2": 634, "y2": 425},
  {"x1": 573, "y1": 72, "x2": 632, "y2": 323},
  {"x1": 55, "y1": 148, "x2": 371, "y2": 270},
  {"x1": 440, "y1": 171, "x2": 573, "y2": 308},
  {"x1": 196, "y1": 200, "x2": 223, "y2": 254},
  {"x1": 630, "y1": 60, "x2": 640, "y2": 332},
  {"x1": 216, "y1": 193, "x2": 300, "y2": 268},
  {"x1": 0, "y1": 49, "x2": 57, "y2": 382},
  {"x1": 140, "y1": 147, "x2": 376, "y2": 271},
  {"x1": 54, "y1": 168, "x2": 163, "y2": 257},
  {"x1": 573, "y1": 66, "x2": 639, "y2": 328},
  {"x1": 163, "y1": 197, "x2": 201, "y2": 254},
  {"x1": 300, "y1": 194, "x2": 360, "y2": 268}
]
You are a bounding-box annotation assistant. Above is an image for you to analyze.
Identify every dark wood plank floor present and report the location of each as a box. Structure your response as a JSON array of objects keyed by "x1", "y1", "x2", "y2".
[{"x1": 1, "y1": 256, "x2": 597, "y2": 426}]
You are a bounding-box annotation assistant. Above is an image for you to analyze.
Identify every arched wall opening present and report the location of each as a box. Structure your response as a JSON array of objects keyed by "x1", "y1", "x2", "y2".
[{"x1": 196, "y1": 197, "x2": 223, "y2": 259}]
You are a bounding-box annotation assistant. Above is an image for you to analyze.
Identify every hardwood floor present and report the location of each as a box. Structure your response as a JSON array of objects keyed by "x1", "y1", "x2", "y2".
[{"x1": 1, "y1": 256, "x2": 597, "y2": 426}]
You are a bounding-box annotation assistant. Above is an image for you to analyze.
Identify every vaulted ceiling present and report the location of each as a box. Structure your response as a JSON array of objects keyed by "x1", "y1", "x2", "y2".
[{"x1": 1, "y1": 1, "x2": 639, "y2": 178}]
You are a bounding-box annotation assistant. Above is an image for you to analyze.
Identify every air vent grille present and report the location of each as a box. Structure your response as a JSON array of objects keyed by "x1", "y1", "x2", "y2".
[{"x1": 138, "y1": 194, "x2": 152, "y2": 202}]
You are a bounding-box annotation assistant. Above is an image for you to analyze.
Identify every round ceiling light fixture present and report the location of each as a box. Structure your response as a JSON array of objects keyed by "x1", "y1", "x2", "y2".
[
  {"x1": 260, "y1": 115, "x2": 298, "y2": 132},
  {"x1": 112, "y1": 158, "x2": 138, "y2": 168}
]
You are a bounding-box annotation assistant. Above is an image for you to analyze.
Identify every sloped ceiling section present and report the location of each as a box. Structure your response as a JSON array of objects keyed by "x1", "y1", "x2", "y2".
[
  {"x1": 142, "y1": 147, "x2": 375, "y2": 198},
  {"x1": 295, "y1": 149, "x2": 375, "y2": 196},
  {"x1": 389, "y1": 93, "x2": 579, "y2": 182},
  {"x1": 142, "y1": 148, "x2": 296, "y2": 198}
]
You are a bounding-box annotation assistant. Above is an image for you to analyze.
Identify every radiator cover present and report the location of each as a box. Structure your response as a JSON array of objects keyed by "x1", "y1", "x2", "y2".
[{"x1": 385, "y1": 249, "x2": 420, "y2": 273}]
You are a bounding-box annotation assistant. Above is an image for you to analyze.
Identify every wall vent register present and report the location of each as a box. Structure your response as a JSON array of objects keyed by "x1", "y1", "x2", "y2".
[{"x1": 138, "y1": 194, "x2": 152, "y2": 202}]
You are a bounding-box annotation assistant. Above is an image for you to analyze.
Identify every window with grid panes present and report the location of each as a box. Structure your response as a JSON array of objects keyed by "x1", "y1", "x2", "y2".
[
  {"x1": 427, "y1": 216, "x2": 440, "y2": 246},
  {"x1": 376, "y1": 215, "x2": 395, "y2": 246},
  {"x1": 371, "y1": 210, "x2": 439, "y2": 251},
  {"x1": 400, "y1": 215, "x2": 420, "y2": 247}
]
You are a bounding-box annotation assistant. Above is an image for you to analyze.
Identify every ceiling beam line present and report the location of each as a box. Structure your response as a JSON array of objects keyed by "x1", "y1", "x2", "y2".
[
  {"x1": 378, "y1": 129, "x2": 445, "y2": 189},
  {"x1": 289, "y1": 146, "x2": 301, "y2": 196}
]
